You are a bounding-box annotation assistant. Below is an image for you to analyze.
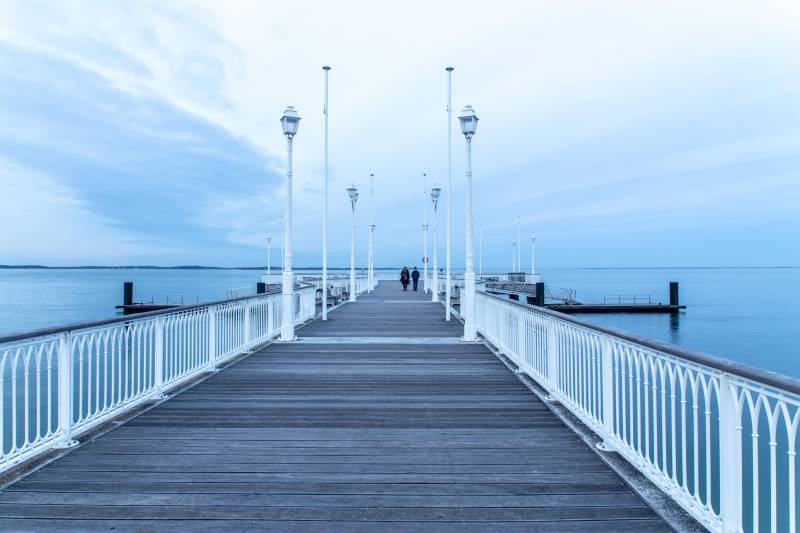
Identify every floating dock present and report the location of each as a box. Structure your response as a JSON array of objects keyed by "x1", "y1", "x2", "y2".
[{"x1": 485, "y1": 280, "x2": 686, "y2": 314}]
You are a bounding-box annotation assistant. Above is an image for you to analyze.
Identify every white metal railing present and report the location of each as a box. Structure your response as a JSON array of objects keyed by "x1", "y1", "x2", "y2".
[
  {"x1": 354, "y1": 275, "x2": 369, "y2": 296},
  {"x1": 0, "y1": 285, "x2": 316, "y2": 474},
  {"x1": 473, "y1": 291, "x2": 800, "y2": 533},
  {"x1": 301, "y1": 275, "x2": 369, "y2": 303},
  {"x1": 436, "y1": 276, "x2": 460, "y2": 319},
  {"x1": 226, "y1": 286, "x2": 257, "y2": 299}
]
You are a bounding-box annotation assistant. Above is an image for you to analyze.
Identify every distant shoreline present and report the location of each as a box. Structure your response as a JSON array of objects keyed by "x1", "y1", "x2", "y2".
[{"x1": 1, "y1": 265, "x2": 796, "y2": 270}]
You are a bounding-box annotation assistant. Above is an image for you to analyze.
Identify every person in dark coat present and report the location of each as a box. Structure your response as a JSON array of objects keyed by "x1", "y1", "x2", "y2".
[
  {"x1": 400, "y1": 267, "x2": 410, "y2": 291},
  {"x1": 411, "y1": 267, "x2": 420, "y2": 291}
]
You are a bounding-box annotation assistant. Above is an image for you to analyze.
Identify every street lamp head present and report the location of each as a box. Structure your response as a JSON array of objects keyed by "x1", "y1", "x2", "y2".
[
  {"x1": 458, "y1": 105, "x2": 478, "y2": 138},
  {"x1": 346, "y1": 183, "x2": 359, "y2": 209},
  {"x1": 370, "y1": 224, "x2": 376, "y2": 231},
  {"x1": 530, "y1": 235, "x2": 535, "y2": 242},
  {"x1": 280, "y1": 106, "x2": 301, "y2": 138},
  {"x1": 430, "y1": 184, "x2": 442, "y2": 203},
  {"x1": 267, "y1": 236, "x2": 272, "y2": 244}
]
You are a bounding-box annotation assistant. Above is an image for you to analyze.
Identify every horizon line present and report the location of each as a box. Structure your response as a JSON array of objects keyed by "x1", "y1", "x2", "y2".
[{"x1": 1, "y1": 265, "x2": 797, "y2": 270}]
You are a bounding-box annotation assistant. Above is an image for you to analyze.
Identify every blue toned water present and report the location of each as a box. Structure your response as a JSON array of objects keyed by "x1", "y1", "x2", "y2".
[
  {"x1": 534, "y1": 267, "x2": 800, "y2": 378},
  {"x1": 0, "y1": 267, "x2": 797, "y2": 378}
]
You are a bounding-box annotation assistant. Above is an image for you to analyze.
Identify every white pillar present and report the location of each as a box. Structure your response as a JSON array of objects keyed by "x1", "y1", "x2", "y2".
[
  {"x1": 422, "y1": 173, "x2": 428, "y2": 294},
  {"x1": 370, "y1": 223, "x2": 376, "y2": 289},
  {"x1": 719, "y1": 373, "x2": 743, "y2": 532},
  {"x1": 530, "y1": 235, "x2": 536, "y2": 275},
  {"x1": 463, "y1": 136, "x2": 477, "y2": 341},
  {"x1": 512, "y1": 240, "x2": 516, "y2": 273},
  {"x1": 280, "y1": 135, "x2": 295, "y2": 341},
  {"x1": 266, "y1": 236, "x2": 271, "y2": 275},
  {"x1": 479, "y1": 226, "x2": 483, "y2": 277},
  {"x1": 445, "y1": 67, "x2": 453, "y2": 321},
  {"x1": 368, "y1": 173, "x2": 374, "y2": 293},
  {"x1": 516, "y1": 216, "x2": 521, "y2": 272},
  {"x1": 350, "y1": 199, "x2": 357, "y2": 302},
  {"x1": 431, "y1": 197, "x2": 439, "y2": 303},
  {"x1": 322, "y1": 66, "x2": 330, "y2": 320},
  {"x1": 422, "y1": 224, "x2": 429, "y2": 291}
]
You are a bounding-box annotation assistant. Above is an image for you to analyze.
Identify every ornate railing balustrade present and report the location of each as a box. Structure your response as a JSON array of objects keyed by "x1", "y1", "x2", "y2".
[
  {"x1": 0, "y1": 285, "x2": 317, "y2": 474},
  {"x1": 301, "y1": 274, "x2": 369, "y2": 301},
  {"x1": 474, "y1": 291, "x2": 800, "y2": 533}
]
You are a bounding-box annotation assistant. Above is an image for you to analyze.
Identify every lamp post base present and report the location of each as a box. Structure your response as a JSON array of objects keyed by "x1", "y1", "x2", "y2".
[
  {"x1": 462, "y1": 270, "x2": 477, "y2": 342},
  {"x1": 280, "y1": 271, "x2": 295, "y2": 342}
]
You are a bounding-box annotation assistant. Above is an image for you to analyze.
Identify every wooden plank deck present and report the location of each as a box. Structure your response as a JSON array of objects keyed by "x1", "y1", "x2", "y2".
[{"x1": 0, "y1": 283, "x2": 669, "y2": 531}]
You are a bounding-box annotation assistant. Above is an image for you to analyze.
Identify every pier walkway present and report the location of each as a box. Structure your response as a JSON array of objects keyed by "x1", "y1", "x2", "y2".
[{"x1": 0, "y1": 284, "x2": 668, "y2": 531}]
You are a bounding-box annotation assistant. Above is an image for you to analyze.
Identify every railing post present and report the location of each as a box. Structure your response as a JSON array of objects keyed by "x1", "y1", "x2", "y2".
[
  {"x1": 56, "y1": 333, "x2": 77, "y2": 448},
  {"x1": 599, "y1": 336, "x2": 615, "y2": 449},
  {"x1": 243, "y1": 300, "x2": 251, "y2": 347},
  {"x1": 267, "y1": 299, "x2": 275, "y2": 337},
  {"x1": 516, "y1": 307, "x2": 526, "y2": 369},
  {"x1": 207, "y1": 307, "x2": 217, "y2": 371},
  {"x1": 546, "y1": 320, "x2": 559, "y2": 396},
  {"x1": 719, "y1": 373, "x2": 743, "y2": 532},
  {"x1": 152, "y1": 318, "x2": 165, "y2": 399}
]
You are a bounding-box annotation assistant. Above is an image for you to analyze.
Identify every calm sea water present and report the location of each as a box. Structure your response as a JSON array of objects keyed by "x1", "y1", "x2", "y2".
[{"x1": 0, "y1": 267, "x2": 797, "y2": 378}]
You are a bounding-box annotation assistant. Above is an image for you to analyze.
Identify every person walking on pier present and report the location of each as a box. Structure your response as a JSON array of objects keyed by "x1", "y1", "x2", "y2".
[
  {"x1": 411, "y1": 267, "x2": 420, "y2": 291},
  {"x1": 400, "y1": 266, "x2": 410, "y2": 291}
]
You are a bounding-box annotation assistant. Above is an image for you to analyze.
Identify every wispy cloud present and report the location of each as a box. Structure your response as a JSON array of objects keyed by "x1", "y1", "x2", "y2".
[{"x1": 1, "y1": 0, "x2": 799, "y2": 267}]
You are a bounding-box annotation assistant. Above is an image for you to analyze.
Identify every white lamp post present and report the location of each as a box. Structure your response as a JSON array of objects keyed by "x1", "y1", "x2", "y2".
[
  {"x1": 368, "y1": 173, "x2": 375, "y2": 292},
  {"x1": 459, "y1": 104, "x2": 478, "y2": 341},
  {"x1": 347, "y1": 183, "x2": 358, "y2": 302},
  {"x1": 516, "y1": 216, "x2": 521, "y2": 272},
  {"x1": 530, "y1": 235, "x2": 536, "y2": 275},
  {"x1": 430, "y1": 184, "x2": 441, "y2": 303},
  {"x1": 266, "y1": 236, "x2": 272, "y2": 275},
  {"x1": 280, "y1": 105, "x2": 300, "y2": 341},
  {"x1": 445, "y1": 66, "x2": 454, "y2": 321},
  {"x1": 422, "y1": 173, "x2": 429, "y2": 294},
  {"x1": 370, "y1": 223, "x2": 376, "y2": 288},
  {"x1": 479, "y1": 226, "x2": 483, "y2": 277},
  {"x1": 322, "y1": 65, "x2": 330, "y2": 320},
  {"x1": 512, "y1": 240, "x2": 517, "y2": 273}
]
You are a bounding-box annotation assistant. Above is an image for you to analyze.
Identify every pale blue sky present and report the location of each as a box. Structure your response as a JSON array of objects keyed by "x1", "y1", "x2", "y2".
[{"x1": 1, "y1": 0, "x2": 798, "y2": 268}]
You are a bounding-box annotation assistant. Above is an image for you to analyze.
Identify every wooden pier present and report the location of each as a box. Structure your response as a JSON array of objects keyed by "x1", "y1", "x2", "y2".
[{"x1": 0, "y1": 284, "x2": 670, "y2": 531}]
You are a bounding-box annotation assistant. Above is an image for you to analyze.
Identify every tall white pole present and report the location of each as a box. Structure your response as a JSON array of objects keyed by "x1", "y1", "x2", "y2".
[
  {"x1": 368, "y1": 173, "x2": 374, "y2": 292},
  {"x1": 349, "y1": 199, "x2": 356, "y2": 302},
  {"x1": 267, "y1": 236, "x2": 272, "y2": 275},
  {"x1": 511, "y1": 240, "x2": 516, "y2": 272},
  {"x1": 422, "y1": 172, "x2": 428, "y2": 294},
  {"x1": 516, "y1": 216, "x2": 521, "y2": 272},
  {"x1": 431, "y1": 195, "x2": 439, "y2": 302},
  {"x1": 463, "y1": 134, "x2": 476, "y2": 341},
  {"x1": 445, "y1": 67, "x2": 453, "y2": 321},
  {"x1": 479, "y1": 226, "x2": 482, "y2": 277},
  {"x1": 322, "y1": 66, "x2": 330, "y2": 320},
  {"x1": 280, "y1": 136, "x2": 295, "y2": 341},
  {"x1": 370, "y1": 223, "x2": 376, "y2": 288},
  {"x1": 530, "y1": 235, "x2": 536, "y2": 275}
]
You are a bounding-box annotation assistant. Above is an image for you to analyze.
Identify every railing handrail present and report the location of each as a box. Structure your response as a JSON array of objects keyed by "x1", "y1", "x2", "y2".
[
  {"x1": 0, "y1": 284, "x2": 315, "y2": 346},
  {"x1": 478, "y1": 291, "x2": 800, "y2": 395}
]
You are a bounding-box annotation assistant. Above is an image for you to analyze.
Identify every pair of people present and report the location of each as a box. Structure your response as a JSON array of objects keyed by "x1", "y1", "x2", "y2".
[{"x1": 400, "y1": 266, "x2": 421, "y2": 291}]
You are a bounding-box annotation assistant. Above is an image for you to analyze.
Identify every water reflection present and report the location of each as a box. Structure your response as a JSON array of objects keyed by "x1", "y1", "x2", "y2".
[{"x1": 669, "y1": 312, "x2": 681, "y2": 345}]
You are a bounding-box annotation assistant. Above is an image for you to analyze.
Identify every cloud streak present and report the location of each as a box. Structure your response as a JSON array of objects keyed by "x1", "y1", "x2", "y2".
[{"x1": 0, "y1": 0, "x2": 799, "y2": 267}]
